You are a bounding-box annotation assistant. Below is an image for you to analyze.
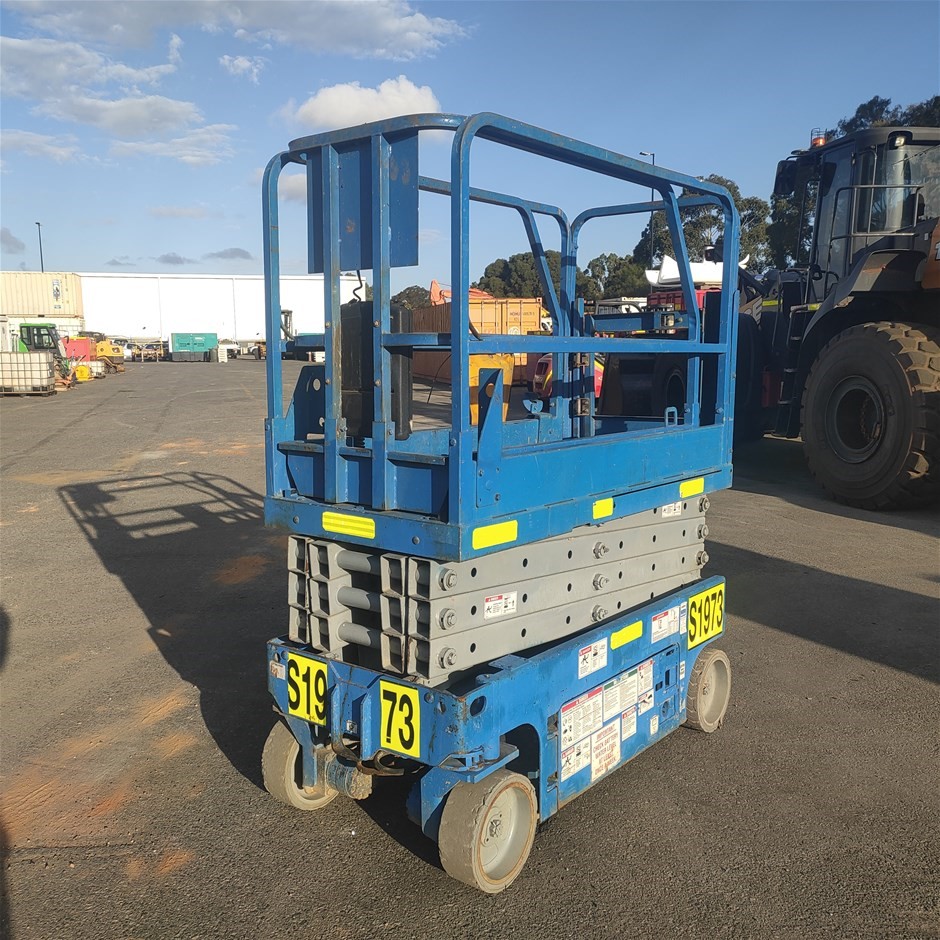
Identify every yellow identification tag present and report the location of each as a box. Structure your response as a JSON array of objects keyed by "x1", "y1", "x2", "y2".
[
  {"x1": 379, "y1": 680, "x2": 421, "y2": 757},
  {"x1": 687, "y1": 584, "x2": 724, "y2": 649},
  {"x1": 286, "y1": 653, "x2": 328, "y2": 726}
]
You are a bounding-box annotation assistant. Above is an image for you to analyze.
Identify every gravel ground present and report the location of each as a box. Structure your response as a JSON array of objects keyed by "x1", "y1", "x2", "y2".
[{"x1": 1, "y1": 359, "x2": 937, "y2": 940}]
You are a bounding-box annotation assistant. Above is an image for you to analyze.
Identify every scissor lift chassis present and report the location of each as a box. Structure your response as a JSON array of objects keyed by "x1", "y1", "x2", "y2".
[
  {"x1": 259, "y1": 112, "x2": 739, "y2": 892},
  {"x1": 266, "y1": 573, "x2": 727, "y2": 892}
]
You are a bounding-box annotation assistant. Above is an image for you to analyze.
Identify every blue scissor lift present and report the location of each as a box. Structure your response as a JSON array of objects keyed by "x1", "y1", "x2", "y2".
[{"x1": 260, "y1": 113, "x2": 739, "y2": 892}]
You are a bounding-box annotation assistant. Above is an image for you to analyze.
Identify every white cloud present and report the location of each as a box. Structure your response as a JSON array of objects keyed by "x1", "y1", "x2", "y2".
[
  {"x1": 156, "y1": 252, "x2": 196, "y2": 265},
  {"x1": 8, "y1": 1, "x2": 467, "y2": 60},
  {"x1": 279, "y1": 173, "x2": 307, "y2": 202},
  {"x1": 1, "y1": 227, "x2": 27, "y2": 253},
  {"x1": 285, "y1": 76, "x2": 440, "y2": 131},
  {"x1": 47, "y1": 95, "x2": 201, "y2": 138},
  {"x1": 0, "y1": 129, "x2": 80, "y2": 163},
  {"x1": 149, "y1": 206, "x2": 210, "y2": 219},
  {"x1": 110, "y1": 124, "x2": 237, "y2": 166},
  {"x1": 220, "y1": 54, "x2": 265, "y2": 84},
  {"x1": 204, "y1": 247, "x2": 253, "y2": 260}
]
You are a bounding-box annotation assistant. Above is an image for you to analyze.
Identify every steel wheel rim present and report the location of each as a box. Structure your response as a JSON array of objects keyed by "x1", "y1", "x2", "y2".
[
  {"x1": 287, "y1": 738, "x2": 332, "y2": 807},
  {"x1": 699, "y1": 657, "x2": 730, "y2": 727},
  {"x1": 478, "y1": 784, "x2": 531, "y2": 882},
  {"x1": 826, "y1": 376, "x2": 885, "y2": 463}
]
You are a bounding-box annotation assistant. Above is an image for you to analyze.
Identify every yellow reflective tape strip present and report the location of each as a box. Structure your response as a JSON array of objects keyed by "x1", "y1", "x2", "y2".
[
  {"x1": 679, "y1": 477, "x2": 705, "y2": 498},
  {"x1": 593, "y1": 498, "x2": 614, "y2": 520},
  {"x1": 611, "y1": 621, "x2": 643, "y2": 649},
  {"x1": 322, "y1": 511, "x2": 376, "y2": 539},
  {"x1": 472, "y1": 520, "x2": 518, "y2": 550}
]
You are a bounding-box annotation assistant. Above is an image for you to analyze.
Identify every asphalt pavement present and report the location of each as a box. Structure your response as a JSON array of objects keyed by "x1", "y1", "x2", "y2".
[{"x1": 1, "y1": 360, "x2": 937, "y2": 940}]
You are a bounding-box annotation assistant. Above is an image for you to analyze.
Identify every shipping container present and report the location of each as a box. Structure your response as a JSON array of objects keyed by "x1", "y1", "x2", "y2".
[
  {"x1": 0, "y1": 272, "x2": 85, "y2": 321},
  {"x1": 411, "y1": 298, "x2": 548, "y2": 386}
]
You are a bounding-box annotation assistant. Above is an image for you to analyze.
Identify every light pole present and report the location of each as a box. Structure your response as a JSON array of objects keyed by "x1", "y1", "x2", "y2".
[
  {"x1": 35, "y1": 222, "x2": 44, "y2": 273},
  {"x1": 639, "y1": 152, "x2": 656, "y2": 268}
]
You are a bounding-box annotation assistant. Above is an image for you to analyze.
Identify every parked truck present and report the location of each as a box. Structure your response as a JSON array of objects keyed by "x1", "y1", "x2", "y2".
[{"x1": 739, "y1": 125, "x2": 940, "y2": 509}]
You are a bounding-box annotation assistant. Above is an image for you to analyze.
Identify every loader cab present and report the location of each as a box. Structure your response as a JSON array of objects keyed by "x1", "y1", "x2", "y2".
[
  {"x1": 774, "y1": 126, "x2": 940, "y2": 305},
  {"x1": 19, "y1": 322, "x2": 63, "y2": 354}
]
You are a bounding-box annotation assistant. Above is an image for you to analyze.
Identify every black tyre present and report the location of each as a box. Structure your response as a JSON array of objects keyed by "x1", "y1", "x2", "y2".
[
  {"x1": 261, "y1": 721, "x2": 338, "y2": 811},
  {"x1": 684, "y1": 647, "x2": 731, "y2": 733},
  {"x1": 438, "y1": 769, "x2": 537, "y2": 893},
  {"x1": 801, "y1": 322, "x2": 940, "y2": 509},
  {"x1": 651, "y1": 354, "x2": 687, "y2": 419}
]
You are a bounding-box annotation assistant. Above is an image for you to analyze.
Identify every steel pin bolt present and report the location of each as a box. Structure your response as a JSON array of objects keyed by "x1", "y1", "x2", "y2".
[
  {"x1": 699, "y1": 496, "x2": 710, "y2": 513},
  {"x1": 440, "y1": 608, "x2": 457, "y2": 630},
  {"x1": 439, "y1": 648, "x2": 457, "y2": 668},
  {"x1": 593, "y1": 574, "x2": 610, "y2": 590},
  {"x1": 593, "y1": 542, "x2": 609, "y2": 559},
  {"x1": 439, "y1": 568, "x2": 458, "y2": 591},
  {"x1": 591, "y1": 605, "x2": 608, "y2": 622},
  {"x1": 698, "y1": 523, "x2": 709, "y2": 539},
  {"x1": 697, "y1": 550, "x2": 709, "y2": 566}
]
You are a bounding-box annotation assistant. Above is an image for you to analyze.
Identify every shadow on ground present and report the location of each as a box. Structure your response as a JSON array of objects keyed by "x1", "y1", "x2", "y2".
[
  {"x1": 710, "y1": 540, "x2": 939, "y2": 683},
  {"x1": 732, "y1": 436, "x2": 940, "y2": 538},
  {"x1": 58, "y1": 472, "x2": 440, "y2": 865},
  {"x1": 60, "y1": 473, "x2": 281, "y2": 789}
]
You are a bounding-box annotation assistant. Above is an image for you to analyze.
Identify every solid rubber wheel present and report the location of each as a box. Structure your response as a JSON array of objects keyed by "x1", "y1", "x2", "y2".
[
  {"x1": 801, "y1": 322, "x2": 940, "y2": 509},
  {"x1": 261, "y1": 721, "x2": 338, "y2": 811},
  {"x1": 438, "y1": 769, "x2": 538, "y2": 894},
  {"x1": 684, "y1": 647, "x2": 731, "y2": 733}
]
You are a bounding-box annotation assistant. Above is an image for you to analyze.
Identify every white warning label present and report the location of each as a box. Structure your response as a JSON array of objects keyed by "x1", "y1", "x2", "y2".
[
  {"x1": 651, "y1": 605, "x2": 681, "y2": 643},
  {"x1": 638, "y1": 690, "x2": 654, "y2": 715},
  {"x1": 638, "y1": 658, "x2": 654, "y2": 695},
  {"x1": 603, "y1": 668, "x2": 639, "y2": 721},
  {"x1": 591, "y1": 721, "x2": 621, "y2": 781},
  {"x1": 561, "y1": 738, "x2": 591, "y2": 781},
  {"x1": 561, "y1": 687, "x2": 603, "y2": 748},
  {"x1": 621, "y1": 705, "x2": 637, "y2": 740},
  {"x1": 650, "y1": 714, "x2": 659, "y2": 736},
  {"x1": 483, "y1": 591, "x2": 517, "y2": 620},
  {"x1": 661, "y1": 501, "x2": 683, "y2": 518},
  {"x1": 577, "y1": 638, "x2": 608, "y2": 679}
]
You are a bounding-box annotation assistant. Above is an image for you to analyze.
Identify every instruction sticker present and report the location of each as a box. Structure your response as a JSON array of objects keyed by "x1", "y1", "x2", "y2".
[
  {"x1": 680, "y1": 661, "x2": 686, "y2": 681},
  {"x1": 638, "y1": 658, "x2": 654, "y2": 695},
  {"x1": 578, "y1": 639, "x2": 608, "y2": 679},
  {"x1": 561, "y1": 738, "x2": 591, "y2": 782},
  {"x1": 483, "y1": 591, "x2": 517, "y2": 620},
  {"x1": 621, "y1": 706, "x2": 638, "y2": 741},
  {"x1": 651, "y1": 602, "x2": 687, "y2": 644},
  {"x1": 270, "y1": 660, "x2": 285, "y2": 680},
  {"x1": 650, "y1": 714, "x2": 659, "y2": 736},
  {"x1": 603, "y1": 668, "x2": 639, "y2": 722},
  {"x1": 561, "y1": 687, "x2": 603, "y2": 748},
  {"x1": 661, "y1": 501, "x2": 683, "y2": 518},
  {"x1": 638, "y1": 690, "x2": 654, "y2": 716},
  {"x1": 591, "y1": 722, "x2": 621, "y2": 781}
]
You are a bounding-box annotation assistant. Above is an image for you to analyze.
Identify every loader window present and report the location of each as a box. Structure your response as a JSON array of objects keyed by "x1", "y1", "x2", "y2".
[{"x1": 855, "y1": 142, "x2": 939, "y2": 234}]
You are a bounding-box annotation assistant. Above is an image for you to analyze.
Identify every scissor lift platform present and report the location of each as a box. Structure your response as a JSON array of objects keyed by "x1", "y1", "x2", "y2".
[{"x1": 259, "y1": 112, "x2": 738, "y2": 891}]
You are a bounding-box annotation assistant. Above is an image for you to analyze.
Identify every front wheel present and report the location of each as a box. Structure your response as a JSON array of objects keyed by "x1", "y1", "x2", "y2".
[
  {"x1": 438, "y1": 769, "x2": 537, "y2": 893},
  {"x1": 684, "y1": 647, "x2": 731, "y2": 733},
  {"x1": 261, "y1": 721, "x2": 338, "y2": 811},
  {"x1": 801, "y1": 323, "x2": 940, "y2": 509}
]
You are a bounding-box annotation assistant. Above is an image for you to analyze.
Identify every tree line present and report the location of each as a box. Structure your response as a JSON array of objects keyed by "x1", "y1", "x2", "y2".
[{"x1": 390, "y1": 94, "x2": 938, "y2": 308}]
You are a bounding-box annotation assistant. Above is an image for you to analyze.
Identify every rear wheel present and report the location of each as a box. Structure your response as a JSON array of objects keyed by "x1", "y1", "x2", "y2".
[
  {"x1": 801, "y1": 323, "x2": 940, "y2": 509},
  {"x1": 261, "y1": 721, "x2": 338, "y2": 811}
]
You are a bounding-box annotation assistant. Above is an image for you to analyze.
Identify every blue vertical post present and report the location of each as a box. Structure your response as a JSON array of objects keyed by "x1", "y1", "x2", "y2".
[
  {"x1": 321, "y1": 145, "x2": 344, "y2": 503},
  {"x1": 371, "y1": 133, "x2": 393, "y2": 510}
]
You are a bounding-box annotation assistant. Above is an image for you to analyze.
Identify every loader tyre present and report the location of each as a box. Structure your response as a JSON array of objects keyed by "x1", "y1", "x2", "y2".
[
  {"x1": 262, "y1": 721, "x2": 338, "y2": 811},
  {"x1": 438, "y1": 769, "x2": 537, "y2": 893},
  {"x1": 684, "y1": 647, "x2": 731, "y2": 733},
  {"x1": 801, "y1": 323, "x2": 940, "y2": 509},
  {"x1": 650, "y1": 354, "x2": 687, "y2": 419}
]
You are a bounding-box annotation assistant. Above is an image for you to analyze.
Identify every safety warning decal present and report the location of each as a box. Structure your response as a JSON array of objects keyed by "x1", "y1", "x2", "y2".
[
  {"x1": 270, "y1": 660, "x2": 286, "y2": 680},
  {"x1": 602, "y1": 668, "x2": 639, "y2": 722},
  {"x1": 578, "y1": 638, "x2": 608, "y2": 679},
  {"x1": 638, "y1": 658, "x2": 654, "y2": 696},
  {"x1": 591, "y1": 721, "x2": 621, "y2": 781},
  {"x1": 638, "y1": 690, "x2": 654, "y2": 716},
  {"x1": 561, "y1": 687, "x2": 603, "y2": 748},
  {"x1": 661, "y1": 501, "x2": 683, "y2": 518},
  {"x1": 561, "y1": 738, "x2": 591, "y2": 782},
  {"x1": 621, "y1": 706, "x2": 637, "y2": 741},
  {"x1": 483, "y1": 591, "x2": 517, "y2": 620},
  {"x1": 650, "y1": 714, "x2": 659, "y2": 736},
  {"x1": 651, "y1": 602, "x2": 687, "y2": 644}
]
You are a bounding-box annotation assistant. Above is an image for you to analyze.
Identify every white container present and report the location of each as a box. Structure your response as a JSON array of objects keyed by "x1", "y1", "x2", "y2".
[
  {"x1": 0, "y1": 351, "x2": 56, "y2": 394},
  {"x1": 88, "y1": 360, "x2": 106, "y2": 377}
]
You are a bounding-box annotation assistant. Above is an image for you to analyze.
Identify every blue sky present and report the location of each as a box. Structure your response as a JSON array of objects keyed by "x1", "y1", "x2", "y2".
[{"x1": 1, "y1": 0, "x2": 938, "y2": 294}]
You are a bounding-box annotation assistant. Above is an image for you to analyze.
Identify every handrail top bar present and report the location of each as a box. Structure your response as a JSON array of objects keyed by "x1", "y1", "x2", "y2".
[
  {"x1": 287, "y1": 113, "x2": 465, "y2": 152},
  {"x1": 283, "y1": 111, "x2": 735, "y2": 210}
]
